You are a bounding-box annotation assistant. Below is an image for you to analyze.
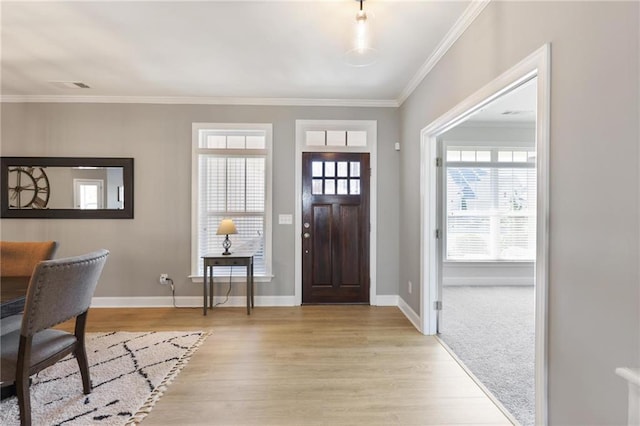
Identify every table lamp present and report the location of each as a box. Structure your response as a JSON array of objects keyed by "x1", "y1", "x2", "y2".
[{"x1": 216, "y1": 219, "x2": 238, "y2": 255}]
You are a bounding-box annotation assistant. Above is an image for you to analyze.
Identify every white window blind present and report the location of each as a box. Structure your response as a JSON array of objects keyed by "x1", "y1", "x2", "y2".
[
  {"x1": 193, "y1": 125, "x2": 272, "y2": 277},
  {"x1": 445, "y1": 147, "x2": 536, "y2": 261}
]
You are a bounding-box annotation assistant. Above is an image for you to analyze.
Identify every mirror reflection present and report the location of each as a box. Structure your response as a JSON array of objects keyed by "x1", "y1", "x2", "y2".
[
  {"x1": 8, "y1": 166, "x2": 125, "y2": 210},
  {"x1": 1, "y1": 157, "x2": 133, "y2": 219}
]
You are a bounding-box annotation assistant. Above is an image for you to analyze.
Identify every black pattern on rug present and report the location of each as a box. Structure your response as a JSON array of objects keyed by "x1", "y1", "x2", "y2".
[{"x1": 0, "y1": 331, "x2": 208, "y2": 426}]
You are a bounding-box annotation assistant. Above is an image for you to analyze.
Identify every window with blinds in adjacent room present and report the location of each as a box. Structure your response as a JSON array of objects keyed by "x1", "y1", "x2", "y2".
[
  {"x1": 445, "y1": 147, "x2": 536, "y2": 261},
  {"x1": 192, "y1": 124, "x2": 272, "y2": 277}
]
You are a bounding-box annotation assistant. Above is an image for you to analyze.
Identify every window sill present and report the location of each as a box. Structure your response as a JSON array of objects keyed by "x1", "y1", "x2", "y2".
[
  {"x1": 189, "y1": 275, "x2": 274, "y2": 284},
  {"x1": 443, "y1": 260, "x2": 534, "y2": 265}
]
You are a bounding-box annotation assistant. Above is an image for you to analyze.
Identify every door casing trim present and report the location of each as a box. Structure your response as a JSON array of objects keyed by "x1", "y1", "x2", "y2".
[
  {"x1": 419, "y1": 44, "x2": 550, "y2": 424},
  {"x1": 294, "y1": 120, "x2": 377, "y2": 305}
]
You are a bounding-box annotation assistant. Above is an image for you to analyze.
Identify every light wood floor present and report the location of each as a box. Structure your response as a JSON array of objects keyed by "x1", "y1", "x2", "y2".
[{"x1": 62, "y1": 306, "x2": 511, "y2": 425}]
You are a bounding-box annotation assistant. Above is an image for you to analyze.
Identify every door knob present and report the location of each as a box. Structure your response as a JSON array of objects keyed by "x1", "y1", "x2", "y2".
[{"x1": 303, "y1": 232, "x2": 311, "y2": 239}]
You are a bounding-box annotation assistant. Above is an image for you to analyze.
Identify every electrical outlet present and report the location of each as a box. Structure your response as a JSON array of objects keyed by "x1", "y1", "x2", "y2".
[
  {"x1": 408, "y1": 281, "x2": 412, "y2": 294},
  {"x1": 159, "y1": 274, "x2": 169, "y2": 285}
]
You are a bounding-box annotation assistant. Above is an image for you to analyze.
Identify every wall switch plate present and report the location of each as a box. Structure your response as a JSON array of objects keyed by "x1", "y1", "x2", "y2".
[
  {"x1": 408, "y1": 281, "x2": 412, "y2": 294},
  {"x1": 394, "y1": 142, "x2": 400, "y2": 151},
  {"x1": 279, "y1": 214, "x2": 293, "y2": 225}
]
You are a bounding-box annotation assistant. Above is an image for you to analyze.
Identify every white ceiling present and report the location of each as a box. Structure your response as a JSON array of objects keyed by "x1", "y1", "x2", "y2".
[
  {"x1": 1, "y1": 1, "x2": 476, "y2": 105},
  {"x1": 467, "y1": 77, "x2": 537, "y2": 124}
]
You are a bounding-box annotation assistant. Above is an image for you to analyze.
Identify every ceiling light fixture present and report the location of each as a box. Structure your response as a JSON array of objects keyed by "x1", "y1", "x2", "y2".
[{"x1": 344, "y1": 0, "x2": 378, "y2": 67}]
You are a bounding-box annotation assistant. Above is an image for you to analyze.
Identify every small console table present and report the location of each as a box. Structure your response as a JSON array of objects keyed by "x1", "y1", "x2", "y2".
[{"x1": 202, "y1": 252, "x2": 254, "y2": 316}]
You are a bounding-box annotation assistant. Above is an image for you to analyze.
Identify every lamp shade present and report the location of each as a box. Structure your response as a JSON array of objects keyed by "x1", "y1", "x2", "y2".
[{"x1": 216, "y1": 219, "x2": 238, "y2": 235}]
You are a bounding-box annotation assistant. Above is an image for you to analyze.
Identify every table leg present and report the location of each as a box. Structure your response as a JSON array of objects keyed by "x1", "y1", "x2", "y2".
[
  {"x1": 250, "y1": 261, "x2": 254, "y2": 309},
  {"x1": 203, "y1": 262, "x2": 208, "y2": 316},
  {"x1": 246, "y1": 265, "x2": 250, "y2": 315},
  {"x1": 209, "y1": 266, "x2": 214, "y2": 310}
]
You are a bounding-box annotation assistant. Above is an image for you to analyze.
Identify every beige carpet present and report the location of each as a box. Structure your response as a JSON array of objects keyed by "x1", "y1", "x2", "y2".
[
  {"x1": 439, "y1": 285, "x2": 534, "y2": 426},
  {"x1": 0, "y1": 331, "x2": 208, "y2": 426}
]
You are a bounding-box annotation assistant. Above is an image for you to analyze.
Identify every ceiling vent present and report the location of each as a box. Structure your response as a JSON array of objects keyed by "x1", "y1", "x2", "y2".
[{"x1": 50, "y1": 81, "x2": 91, "y2": 89}]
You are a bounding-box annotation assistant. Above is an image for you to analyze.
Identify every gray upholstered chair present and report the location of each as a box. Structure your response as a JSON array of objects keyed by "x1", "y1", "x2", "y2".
[{"x1": 0, "y1": 249, "x2": 109, "y2": 426}]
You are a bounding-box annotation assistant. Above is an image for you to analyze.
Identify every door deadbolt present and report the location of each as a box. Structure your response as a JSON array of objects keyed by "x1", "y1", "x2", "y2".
[
  {"x1": 303, "y1": 232, "x2": 311, "y2": 239},
  {"x1": 304, "y1": 222, "x2": 310, "y2": 228}
]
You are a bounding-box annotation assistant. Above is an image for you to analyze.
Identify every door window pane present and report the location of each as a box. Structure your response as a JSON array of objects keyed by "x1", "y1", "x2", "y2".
[
  {"x1": 337, "y1": 162, "x2": 348, "y2": 177},
  {"x1": 350, "y1": 179, "x2": 360, "y2": 195},
  {"x1": 324, "y1": 162, "x2": 335, "y2": 177},
  {"x1": 312, "y1": 161, "x2": 323, "y2": 177},
  {"x1": 312, "y1": 179, "x2": 323, "y2": 194},
  {"x1": 337, "y1": 179, "x2": 348, "y2": 194},
  {"x1": 350, "y1": 162, "x2": 360, "y2": 177},
  {"x1": 325, "y1": 179, "x2": 336, "y2": 195}
]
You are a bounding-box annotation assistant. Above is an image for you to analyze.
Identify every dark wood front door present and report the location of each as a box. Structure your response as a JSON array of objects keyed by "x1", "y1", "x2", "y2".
[{"x1": 302, "y1": 152, "x2": 370, "y2": 304}]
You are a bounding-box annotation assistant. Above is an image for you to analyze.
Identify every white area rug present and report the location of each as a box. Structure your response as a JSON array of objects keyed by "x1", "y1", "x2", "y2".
[{"x1": 0, "y1": 331, "x2": 208, "y2": 426}]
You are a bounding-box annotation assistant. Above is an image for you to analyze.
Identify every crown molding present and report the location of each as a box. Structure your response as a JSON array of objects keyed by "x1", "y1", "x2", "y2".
[
  {"x1": 396, "y1": 0, "x2": 491, "y2": 106},
  {"x1": 0, "y1": 95, "x2": 399, "y2": 108}
]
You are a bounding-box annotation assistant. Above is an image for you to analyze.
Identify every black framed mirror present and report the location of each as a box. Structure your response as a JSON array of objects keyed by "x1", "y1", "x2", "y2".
[{"x1": 1, "y1": 157, "x2": 134, "y2": 219}]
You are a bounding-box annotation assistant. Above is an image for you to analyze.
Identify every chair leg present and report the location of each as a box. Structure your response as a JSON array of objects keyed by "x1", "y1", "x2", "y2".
[
  {"x1": 74, "y1": 311, "x2": 92, "y2": 394},
  {"x1": 16, "y1": 372, "x2": 31, "y2": 426},
  {"x1": 75, "y1": 344, "x2": 92, "y2": 394},
  {"x1": 16, "y1": 335, "x2": 32, "y2": 426}
]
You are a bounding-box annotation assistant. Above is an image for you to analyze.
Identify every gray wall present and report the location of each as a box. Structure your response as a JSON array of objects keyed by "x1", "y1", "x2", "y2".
[
  {"x1": 399, "y1": 1, "x2": 639, "y2": 424},
  {"x1": 0, "y1": 103, "x2": 400, "y2": 300}
]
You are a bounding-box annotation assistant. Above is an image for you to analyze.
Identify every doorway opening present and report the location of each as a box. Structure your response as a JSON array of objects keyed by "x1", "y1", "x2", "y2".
[
  {"x1": 437, "y1": 77, "x2": 537, "y2": 425},
  {"x1": 419, "y1": 45, "x2": 550, "y2": 425}
]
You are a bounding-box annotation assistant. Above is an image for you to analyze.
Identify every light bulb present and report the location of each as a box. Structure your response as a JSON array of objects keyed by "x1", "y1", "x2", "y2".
[{"x1": 355, "y1": 10, "x2": 368, "y2": 53}]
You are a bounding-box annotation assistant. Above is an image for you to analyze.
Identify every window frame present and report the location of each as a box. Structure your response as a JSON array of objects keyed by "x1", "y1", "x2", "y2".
[
  {"x1": 191, "y1": 123, "x2": 273, "y2": 281},
  {"x1": 444, "y1": 144, "x2": 536, "y2": 263}
]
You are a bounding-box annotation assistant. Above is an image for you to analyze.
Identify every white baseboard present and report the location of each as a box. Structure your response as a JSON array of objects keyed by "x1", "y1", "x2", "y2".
[
  {"x1": 374, "y1": 295, "x2": 399, "y2": 306},
  {"x1": 397, "y1": 297, "x2": 422, "y2": 333},
  {"x1": 443, "y1": 277, "x2": 534, "y2": 286},
  {"x1": 91, "y1": 295, "x2": 296, "y2": 308},
  {"x1": 92, "y1": 295, "x2": 403, "y2": 308}
]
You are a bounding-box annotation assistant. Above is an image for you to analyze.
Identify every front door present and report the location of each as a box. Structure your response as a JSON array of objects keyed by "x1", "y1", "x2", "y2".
[{"x1": 302, "y1": 152, "x2": 370, "y2": 304}]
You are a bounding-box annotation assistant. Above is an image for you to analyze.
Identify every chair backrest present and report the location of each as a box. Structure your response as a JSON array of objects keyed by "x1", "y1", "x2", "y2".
[
  {"x1": 0, "y1": 241, "x2": 59, "y2": 277},
  {"x1": 21, "y1": 249, "x2": 109, "y2": 336}
]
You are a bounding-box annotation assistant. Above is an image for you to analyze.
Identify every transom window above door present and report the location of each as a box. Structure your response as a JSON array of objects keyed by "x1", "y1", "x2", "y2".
[
  {"x1": 305, "y1": 130, "x2": 367, "y2": 147},
  {"x1": 311, "y1": 160, "x2": 361, "y2": 195}
]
